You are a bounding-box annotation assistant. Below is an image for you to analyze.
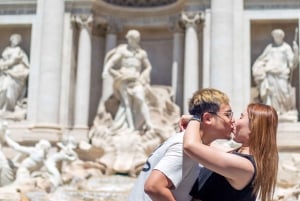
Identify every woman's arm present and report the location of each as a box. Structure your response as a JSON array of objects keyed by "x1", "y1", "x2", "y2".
[{"x1": 183, "y1": 120, "x2": 254, "y2": 190}]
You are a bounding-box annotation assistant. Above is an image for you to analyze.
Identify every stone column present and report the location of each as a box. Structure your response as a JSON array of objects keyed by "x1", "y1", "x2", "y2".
[
  {"x1": 60, "y1": 13, "x2": 76, "y2": 128},
  {"x1": 170, "y1": 24, "x2": 184, "y2": 109},
  {"x1": 27, "y1": 0, "x2": 44, "y2": 122},
  {"x1": 36, "y1": 0, "x2": 64, "y2": 125},
  {"x1": 181, "y1": 12, "x2": 202, "y2": 113},
  {"x1": 74, "y1": 15, "x2": 93, "y2": 128},
  {"x1": 202, "y1": 10, "x2": 211, "y2": 88},
  {"x1": 298, "y1": 19, "x2": 300, "y2": 113},
  {"x1": 232, "y1": 1, "x2": 245, "y2": 115},
  {"x1": 105, "y1": 26, "x2": 118, "y2": 52},
  {"x1": 210, "y1": 0, "x2": 234, "y2": 97},
  {"x1": 98, "y1": 25, "x2": 118, "y2": 112}
]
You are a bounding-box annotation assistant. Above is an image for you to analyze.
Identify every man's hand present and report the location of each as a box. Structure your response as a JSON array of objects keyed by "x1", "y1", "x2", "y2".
[{"x1": 178, "y1": 114, "x2": 193, "y2": 131}]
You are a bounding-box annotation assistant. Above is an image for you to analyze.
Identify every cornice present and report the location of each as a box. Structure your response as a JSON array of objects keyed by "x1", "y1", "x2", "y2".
[
  {"x1": 102, "y1": 0, "x2": 177, "y2": 8},
  {"x1": 0, "y1": 1, "x2": 36, "y2": 15},
  {"x1": 92, "y1": 0, "x2": 186, "y2": 18},
  {"x1": 244, "y1": 0, "x2": 300, "y2": 10}
]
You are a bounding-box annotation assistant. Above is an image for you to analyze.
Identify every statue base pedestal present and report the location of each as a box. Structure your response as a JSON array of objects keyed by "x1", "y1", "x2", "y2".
[
  {"x1": 278, "y1": 122, "x2": 300, "y2": 151},
  {"x1": 278, "y1": 110, "x2": 298, "y2": 123}
]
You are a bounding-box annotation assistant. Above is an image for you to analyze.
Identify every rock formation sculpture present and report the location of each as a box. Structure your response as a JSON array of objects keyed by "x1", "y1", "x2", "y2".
[{"x1": 88, "y1": 29, "x2": 180, "y2": 176}]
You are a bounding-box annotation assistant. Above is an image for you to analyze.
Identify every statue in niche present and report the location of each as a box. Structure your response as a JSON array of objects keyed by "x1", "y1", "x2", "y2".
[
  {"x1": 252, "y1": 28, "x2": 299, "y2": 122},
  {"x1": 87, "y1": 29, "x2": 180, "y2": 176},
  {"x1": 0, "y1": 34, "x2": 29, "y2": 119}
]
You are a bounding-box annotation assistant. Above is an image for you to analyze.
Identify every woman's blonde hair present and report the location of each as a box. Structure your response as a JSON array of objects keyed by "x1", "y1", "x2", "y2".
[{"x1": 248, "y1": 103, "x2": 278, "y2": 201}]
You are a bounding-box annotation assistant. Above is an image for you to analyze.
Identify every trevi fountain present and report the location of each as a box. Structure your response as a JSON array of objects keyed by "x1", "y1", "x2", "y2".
[{"x1": 0, "y1": 0, "x2": 300, "y2": 200}]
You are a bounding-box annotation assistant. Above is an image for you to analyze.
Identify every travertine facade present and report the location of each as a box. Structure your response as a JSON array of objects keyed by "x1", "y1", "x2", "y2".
[
  {"x1": 0, "y1": 1, "x2": 299, "y2": 200},
  {"x1": 0, "y1": 0, "x2": 299, "y2": 134}
]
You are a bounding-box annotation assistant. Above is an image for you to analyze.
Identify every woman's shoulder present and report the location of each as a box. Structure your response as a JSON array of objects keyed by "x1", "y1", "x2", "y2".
[{"x1": 232, "y1": 151, "x2": 255, "y2": 166}]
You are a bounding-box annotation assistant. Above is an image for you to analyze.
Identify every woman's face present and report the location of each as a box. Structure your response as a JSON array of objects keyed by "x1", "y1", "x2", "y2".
[{"x1": 233, "y1": 109, "x2": 251, "y2": 144}]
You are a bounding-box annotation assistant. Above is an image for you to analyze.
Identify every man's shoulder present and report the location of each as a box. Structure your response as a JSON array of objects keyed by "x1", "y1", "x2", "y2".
[
  {"x1": 150, "y1": 132, "x2": 184, "y2": 154},
  {"x1": 164, "y1": 132, "x2": 184, "y2": 143}
]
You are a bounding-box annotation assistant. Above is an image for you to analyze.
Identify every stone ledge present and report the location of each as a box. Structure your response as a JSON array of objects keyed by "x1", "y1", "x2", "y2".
[{"x1": 277, "y1": 122, "x2": 300, "y2": 151}]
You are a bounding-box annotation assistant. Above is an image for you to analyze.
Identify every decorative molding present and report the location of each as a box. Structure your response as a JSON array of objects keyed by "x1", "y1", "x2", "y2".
[
  {"x1": 93, "y1": 0, "x2": 186, "y2": 17},
  {"x1": 102, "y1": 0, "x2": 177, "y2": 8},
  {"x1": 180, "y1": 11, "x2": 204, "y2": 31},
  {"x1": 0, "y1": 3, "x2": 36, "y2": 15},
  {"x1": 168, "y1": 14, "x2": 185, "y2": 33},
  {"x1": 73, "y1": 15, "x2": 93, "y2": 32},
  {"x1": 245, "y1": 0, "x2": 300, "y2": 10}
]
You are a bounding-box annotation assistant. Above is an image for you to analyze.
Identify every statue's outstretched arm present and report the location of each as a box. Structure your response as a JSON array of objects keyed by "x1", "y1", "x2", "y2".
[{"x1": 4, "y1": 132, "x2": 31, "y2": 154}]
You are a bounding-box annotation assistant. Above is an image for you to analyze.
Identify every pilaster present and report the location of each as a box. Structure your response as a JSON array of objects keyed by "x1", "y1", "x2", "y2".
[
  {"x1": 181, "y1": 11, "x2": 203, "y2": 113},
  {"x1": 73, "y1": 15, "x2": 93, "y2": 129}
]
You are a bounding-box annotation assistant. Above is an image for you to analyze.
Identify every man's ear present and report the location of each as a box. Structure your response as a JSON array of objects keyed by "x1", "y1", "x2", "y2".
[{"x1": 202, "y1": 112, "x2": 213, "y2": 124}]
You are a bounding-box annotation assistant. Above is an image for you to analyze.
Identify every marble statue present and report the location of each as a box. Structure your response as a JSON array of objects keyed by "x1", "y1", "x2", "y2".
[
  {"x1": 274, "y1": 154, "x2": 300, "y2": 200},
  {"x1": 88, "y1": 29, "x2": 180, "y2": 176},
  {"x1": 252, "y1": 28, "x2": 299, "y2": 122},
  {"x1": 44, "y1": 135, "x2": 78, "y2": 190},
  {"x1": 0, "y1": 121, "x2": 300, "y2": 200},
  {"x1": 4, "y1": 132, "x2": 51, "y2": 182},
  {"x1": 101, "y1": 29, "x2": 154, "y2": 131},
  {"x1": 0, "y1": 121, "x2": 15, "y2": 186},
  {"x1": 0, "y1": 34, "x2": 29, "y2": 117}
]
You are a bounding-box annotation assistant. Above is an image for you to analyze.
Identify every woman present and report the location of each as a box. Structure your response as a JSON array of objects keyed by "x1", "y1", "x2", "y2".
[{"x1": 183, "y1": 103, "x2": 278, "y2": 201}]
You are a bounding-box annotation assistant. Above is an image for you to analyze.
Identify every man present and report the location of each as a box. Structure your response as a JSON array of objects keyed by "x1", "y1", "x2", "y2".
[{"x1": 128, "y1": 88, "x2": 234, "y2": 201}]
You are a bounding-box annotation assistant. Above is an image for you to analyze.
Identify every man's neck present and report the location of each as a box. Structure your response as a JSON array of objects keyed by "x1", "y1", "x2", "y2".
[{"x1": 200, "y1": 130, "x2": 211, "y2": 145}]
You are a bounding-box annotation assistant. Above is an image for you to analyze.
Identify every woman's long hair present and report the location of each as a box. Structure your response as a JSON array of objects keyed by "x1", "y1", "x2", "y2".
[{"x1": 248, "y1": 103, "x2": 279, "y2": 201}]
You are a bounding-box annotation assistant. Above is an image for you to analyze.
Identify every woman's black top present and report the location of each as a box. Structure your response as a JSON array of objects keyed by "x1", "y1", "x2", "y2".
[{"x1": 189, "y1": 152, "x2": 256, "y2": 201}]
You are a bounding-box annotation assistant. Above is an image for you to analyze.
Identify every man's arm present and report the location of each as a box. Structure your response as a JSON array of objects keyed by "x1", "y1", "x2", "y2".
[
  {"x1": 144, "y1": 141, "x2": 183, "y2": 201},
  {"x1": 144, "y1": 169, "x2": 176, "y2": 201}
]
